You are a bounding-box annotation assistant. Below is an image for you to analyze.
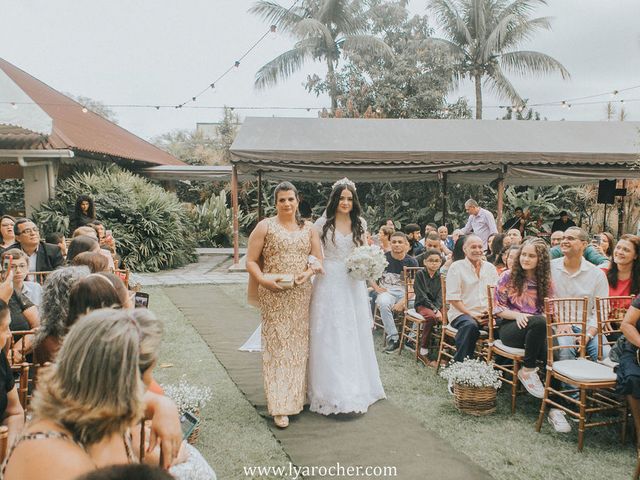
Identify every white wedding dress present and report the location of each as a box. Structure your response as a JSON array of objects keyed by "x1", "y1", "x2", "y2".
[{"x1": 307, "y1": 216, "x2": 386, "y2": 415}]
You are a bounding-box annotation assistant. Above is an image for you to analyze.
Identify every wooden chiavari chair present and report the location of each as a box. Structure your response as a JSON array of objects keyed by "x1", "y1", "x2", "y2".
[
  {"x1": 486, "y1": 285, "x2": 526, "y2": 413},
  {"x1": 535, "y1": 297, "x2": 627, "y2": 451},
  {"x1": 595, "y1": 295, "x2": 633, "y2": 368},
  {"x1": 398, "y1": 266, "x2": 427, "y2": 364}
]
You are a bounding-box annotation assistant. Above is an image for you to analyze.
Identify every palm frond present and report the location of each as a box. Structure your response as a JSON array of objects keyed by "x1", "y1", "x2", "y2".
[
  {"x1": 254, "y1": 40, "x2": 317, "y2": 90},
  {"x1": 340, "y1": 34, "x2": 393, "y2": 62},
  {"x1": 248, "y1": 1, "x2": 306, "y2": 34},
  {"x1": 486, "y1": 64, "x2": 523, "y2": 106},
  {"x1": 294, "y1": 18, "x2": 335, "y2": 49},
  {"x1": 501, "y1": 16, "x2": 553, "y2": 49},
  {"x1": 500, "y1": 50, "x2": 570, "y2": 79},
  {"x1": 319, "y1": 0, "x2": 367, "y2": 35},
  {"x1": 481, "y1": 13, "x2": 516, "y2": 61},
  {"x1": 498, "y1": 0, "x2": 548, "y2": 20},
  {"x1": 428, "y1": 0, "x2": 473, "y2": 47},
  {"x1": 420, "y1": 38, "x2": 467, "y2": 62}
]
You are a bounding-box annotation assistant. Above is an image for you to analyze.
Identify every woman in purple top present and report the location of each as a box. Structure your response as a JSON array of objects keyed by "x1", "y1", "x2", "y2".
[{"x1": 494, "y1": 238, "x2": 553, "y2": 398}]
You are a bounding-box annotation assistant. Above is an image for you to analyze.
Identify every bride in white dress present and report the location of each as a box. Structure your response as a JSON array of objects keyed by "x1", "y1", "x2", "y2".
[{"x1": 308, "y1": 178, "x2": 386, "y2": 415}]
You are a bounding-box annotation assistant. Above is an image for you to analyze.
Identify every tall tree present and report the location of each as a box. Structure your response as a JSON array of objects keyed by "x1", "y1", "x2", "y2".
[
  {"x1": 250, "y1": 0, "x2": 393, "y2": 110},
  {"x1": 427, "y1": 0, "x2": 570, "y2": 119},
  {"x1": 305, "y1": 0, "x2": 472, "y2": 119}
]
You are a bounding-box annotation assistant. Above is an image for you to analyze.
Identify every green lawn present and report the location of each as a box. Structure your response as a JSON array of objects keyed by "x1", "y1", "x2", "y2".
[
  {"x1": 148, "y1": 286, "x2": 290, "y2": 480},
  {"x1": 152, "y1": 283, "x2": 637, "y2": 480}
]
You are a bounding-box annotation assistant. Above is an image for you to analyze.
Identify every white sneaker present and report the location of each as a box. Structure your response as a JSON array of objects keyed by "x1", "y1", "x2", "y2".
[
  {"x1": 420, "y1": 348, "x2": 429, "y2": 356},
  {"x1": 548, "y1": 408, "x2": 571, "y2": 433},
  {"x1": 517, "y1": 368, "x2": 544, "y2": 399}
]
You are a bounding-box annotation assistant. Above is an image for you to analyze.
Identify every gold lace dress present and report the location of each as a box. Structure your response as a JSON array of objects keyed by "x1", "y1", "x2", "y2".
[{"x1": 258, "y1": 217, "x2": 313, "y2": 416}]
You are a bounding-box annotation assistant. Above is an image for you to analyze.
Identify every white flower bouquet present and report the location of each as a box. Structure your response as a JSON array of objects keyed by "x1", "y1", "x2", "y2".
[
  {"x1": 163, "y1": 379, "x2": 213, "y2": 414},
  {"x1": 439, "y1": 358, "x2": 502, "y2": 389},
  {"x1": 345, "y1": 245, "x2": 388, "y2": 281}
]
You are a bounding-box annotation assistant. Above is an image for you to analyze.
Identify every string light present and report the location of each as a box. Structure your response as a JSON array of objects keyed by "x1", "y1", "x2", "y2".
[
  {"x1": 270, "y1": 24, "x2": 277, "y2": 40},
  {"x1": 81, "y1": 107, "x2": 88, "y2": 113},
  {"x1": 10, "y1": 102, "x2": 17, "y2": 110}
]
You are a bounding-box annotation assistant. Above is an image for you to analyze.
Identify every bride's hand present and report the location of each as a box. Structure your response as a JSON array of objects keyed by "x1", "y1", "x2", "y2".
[{"x1": 295, "y1": 269, "x2": 314, "y2": 285}]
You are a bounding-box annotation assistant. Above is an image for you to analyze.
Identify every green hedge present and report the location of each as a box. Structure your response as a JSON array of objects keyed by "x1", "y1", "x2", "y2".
[{"x1": 33, "y1": 166, "x2": 197, "y2": 272}]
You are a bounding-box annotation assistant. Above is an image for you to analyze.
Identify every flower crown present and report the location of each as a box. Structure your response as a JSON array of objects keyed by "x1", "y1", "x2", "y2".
[{"x1": 332, "y1": 177, "x2": 356, "y2": 191}]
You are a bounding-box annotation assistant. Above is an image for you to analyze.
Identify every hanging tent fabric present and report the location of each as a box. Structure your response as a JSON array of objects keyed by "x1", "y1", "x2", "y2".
[{"x1": 230, "y1": 117, "x2": 640, "y2": 185}]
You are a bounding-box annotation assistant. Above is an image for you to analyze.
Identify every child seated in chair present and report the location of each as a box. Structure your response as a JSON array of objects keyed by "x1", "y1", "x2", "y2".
[{"x1": 414, "y1": 249, "x2": 443, "y2": 364}]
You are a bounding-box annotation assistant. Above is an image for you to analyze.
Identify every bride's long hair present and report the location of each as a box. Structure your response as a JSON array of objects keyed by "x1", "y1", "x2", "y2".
[{"x1": 321, "y1": 184, "x2": 364, "y2": 246}]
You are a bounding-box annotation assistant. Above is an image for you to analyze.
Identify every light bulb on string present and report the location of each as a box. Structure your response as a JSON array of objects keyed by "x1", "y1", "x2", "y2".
[
  {"x1": 81, "y1": 107, "x2": 88, "y2": 113},
  {"x1": 561, "y1": 101, "x2": 567, "y2": 108},
  {"x1": 270, "y1": 25, "x2": 277, "y2": 40},
  {"x1": 611, "y1": 90, "x2": 619, "y2": 97},
  {"x1": 10, "y1": 102, "x2": 17, "y2": 110}
]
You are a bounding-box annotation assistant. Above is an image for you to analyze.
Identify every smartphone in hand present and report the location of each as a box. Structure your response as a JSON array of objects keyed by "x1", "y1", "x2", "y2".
[{"x1": 134, "y1": 292, "x2": 150, "y2": 308}]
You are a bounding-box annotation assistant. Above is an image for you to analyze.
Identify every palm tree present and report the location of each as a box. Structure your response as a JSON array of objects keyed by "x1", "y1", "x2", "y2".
[
  {"x1": 427, "y1": 0, "x2": 570, "y2": 119},
  {"x1": 250, "y1": 0, "x2": 392, "y2": 110}
]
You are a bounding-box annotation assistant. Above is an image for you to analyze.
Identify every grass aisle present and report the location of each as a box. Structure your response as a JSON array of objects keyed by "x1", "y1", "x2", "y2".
[
  {"x1": 148, "y1": 286, "x2": 290, "y2": 480},
  {"x1": 211, "y1": 284, "x2": 635, "y2": 480}
]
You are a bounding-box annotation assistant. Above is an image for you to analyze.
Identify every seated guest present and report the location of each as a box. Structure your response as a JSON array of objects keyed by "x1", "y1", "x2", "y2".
[
  {"x1": 71, "y1": 228, "x2": 115, "y2": 270},
  {"x1": 551, "y1": 211, "x2": 576, "y2": 232},
  {"x1": 371, "y1": 232, "x2": 418, "y2": 353},
  {"x1": 550, "y1": 240, "x2": 609, "y2": 267},
  {"x1": 414, "y1": 249, "x2": 443, "y2": 363},
  {"x1": 0, "y1": 215, "x2": 15, "y2": 250},
  {"x1": 503, "y1": 245, "x2": 521, "y2": 273},
  {"x1": 0, "y1": 300, "x2": 25, "y2": 447},
  {"x1": 417, "y1": 232, "x2": 447, "y2": 265},
  {"x1": 67, "y1": 235, "x2": 101, "y2": 264},
  {"x1": 72, "y1": 251, "x2": 110, "y2": 273},
  {"x1": 377, "y1": 225, "x2": 394, "y2": 253},
  {"x1": 593, "y1": 231, "x2": 614, "y2": 262},
  {"x1": 89, "y1": 221, "x2": 117, "y2": 254},
  {"x1": 446, "y1": 235, "x2": 499, "y2": 363},
  {"x1": 442, "y1": 235, "x2": 467, "y2": 274},
  {"x1": 36, "y1": 271, "x2": 127, "y2": 364},
  {"x1": 487, "y1": 233, "x2": 507, "y2": 264},
  {"x1": 494, "y1": 239, "x2": 552, "y2": 398},
  {"x1": 451, "y1": 229, "x2": 463, "y2": 247},
  {"x1": 550, "y1": 230, "x2": 563, "y2": 247},
  {"x1": 616, "y1": 295, "x2": 640, "y2": 455},
  {"x1": 2, "y1": 308, "x2": 183, "y2": 479},
  {"x1": 8, "y1": 218, "x2": 63, "y2": 272},
  {"x1": 438, "y1": 225, "x2": 454, "y2": 252},
  {"x1": 506, "y1": 228, "x2": 523, "y2": 246},
  {"x1": 420, "y1": 223, "x2": 438, "y2": 246},
  {"x1": 405, "y1": 224, "x2": 425, "y2": 257},
  {"x1": 34, "y1": 266, "x2": 90, "y2": 364},
  {"x1": 45, "y1": 232, "x2": 67, "y2": 260},
  {"x1": 2, "y1": 248, "x2": 42, "y2": 306},
  {"x1": 485, "y1": 233, "x2": 497, "y2": 257},
  {"x1": 604, "y1": 234, "x2": 640, "y2": 298},
  {"x1": 550, "y1": 227, "x2": 609, "y2": 432}
]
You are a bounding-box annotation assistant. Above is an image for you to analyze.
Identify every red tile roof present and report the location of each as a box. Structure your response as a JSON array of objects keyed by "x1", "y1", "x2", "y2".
[{"x1": 0, "y1": 58, "x2": 184, "y2": 166}]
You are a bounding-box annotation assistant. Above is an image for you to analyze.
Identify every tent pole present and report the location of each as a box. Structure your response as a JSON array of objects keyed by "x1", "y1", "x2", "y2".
[
  {"x1": 231, "y1": 165, "x2": 239, "y2": 265},
  {"x1": 441, "y1": 173, "x2": 448, "y2": 227},
  {"x1": 618, "y1": 179, "x2": 626, "y2": 237},
  {"x1": 257, "y1": 170, "x2": 263, "y2": 222},
  {"x1": 497, "y1": 178, "x2": 504, "y2": 233}
]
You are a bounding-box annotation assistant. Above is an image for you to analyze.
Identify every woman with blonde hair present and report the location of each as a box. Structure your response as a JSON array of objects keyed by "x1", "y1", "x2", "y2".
[{"x1": 2, "y1": 308, "x2": 182, "y2": 479}]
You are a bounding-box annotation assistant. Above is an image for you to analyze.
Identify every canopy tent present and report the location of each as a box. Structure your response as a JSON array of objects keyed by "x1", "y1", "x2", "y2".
[
  {"x1": 230, "y1": 117, "x2": 640, "y2": 185},
  {"x1": 227, "y1": 117, "x2": 640, "y2": 264}
]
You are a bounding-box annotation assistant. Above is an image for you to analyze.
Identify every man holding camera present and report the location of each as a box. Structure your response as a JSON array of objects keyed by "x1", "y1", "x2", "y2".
[{"x1": 446, "y1": 235, "x2": 499, "y2": 363}]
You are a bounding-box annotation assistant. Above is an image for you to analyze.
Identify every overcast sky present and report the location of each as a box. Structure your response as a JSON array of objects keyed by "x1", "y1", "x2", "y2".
[{"x1": 2, "y1": 0, "x2": 639, "y2": 140}]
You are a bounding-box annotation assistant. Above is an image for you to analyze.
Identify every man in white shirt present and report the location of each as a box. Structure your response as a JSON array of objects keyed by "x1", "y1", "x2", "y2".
[
  {"x1": 550, "y1": 226, "x2": 609, "y2": 361},
  {"x1": 446, "y1": 235, "x2": 499, "y2": 362},
  {"x1": 460, "y1": 199, "x2": 498, "y2": 250}
]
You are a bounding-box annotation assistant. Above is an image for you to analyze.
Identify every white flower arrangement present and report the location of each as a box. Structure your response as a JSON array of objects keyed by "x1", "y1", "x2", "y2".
[
  {"x1": 163, "y1": 379, "x2": 213, "y2": 414},
  {"x1": 345, "y1": 245, "x2": 388, "y2": 281},
  {"x1": 439, "y1": 358, "x2": 502, "y2": 389}
]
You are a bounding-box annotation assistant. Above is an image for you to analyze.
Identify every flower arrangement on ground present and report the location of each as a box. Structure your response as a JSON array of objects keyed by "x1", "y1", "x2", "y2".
[
  {"x1": 163, "y1": 379, "x2": 213, "y2": 415},
  {"x1": 439, "y1": 358, "x2": 502, "y2": 416},
  {"x1": 345, "y1": 245, "x2": 388, "y2": 281}
]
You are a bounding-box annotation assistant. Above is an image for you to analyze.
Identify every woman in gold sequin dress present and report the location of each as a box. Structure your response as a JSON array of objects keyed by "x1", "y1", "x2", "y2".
[{"x1": 246, "y1": 182, "x2": 323, "y2": 428}]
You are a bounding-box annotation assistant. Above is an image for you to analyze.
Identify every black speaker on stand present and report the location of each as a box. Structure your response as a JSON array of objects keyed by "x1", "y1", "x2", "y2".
[{"x1": 597, "y1": 180, "x2": 616, "y2": 204}]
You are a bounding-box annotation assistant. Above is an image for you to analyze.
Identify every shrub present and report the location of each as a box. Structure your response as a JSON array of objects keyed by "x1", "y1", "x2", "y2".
[
  {"x1": 32, "y1": 166, "x2": 197, "y2": 272},
  {"x1": 190, "y1": 191, "x2": 246, "y2": 247}
]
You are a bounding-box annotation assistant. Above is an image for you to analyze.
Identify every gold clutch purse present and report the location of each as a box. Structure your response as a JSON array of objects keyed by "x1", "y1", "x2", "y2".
[{"x1": 263, "y1": 273, "x2": 295, "y2": 289}]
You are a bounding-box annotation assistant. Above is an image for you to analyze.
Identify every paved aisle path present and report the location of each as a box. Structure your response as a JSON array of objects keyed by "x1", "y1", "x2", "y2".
[{"x1": 165, "y1": 285, "x2": 493, "y2": 480}]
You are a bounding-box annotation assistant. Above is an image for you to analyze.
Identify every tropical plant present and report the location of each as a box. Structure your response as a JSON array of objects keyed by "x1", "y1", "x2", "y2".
[
  {"x1": 250, "y1": 0, "x2": 393, "y2": 110},
  {"x1": 427, "y1": 0, "x2": 569, "y2": 118},
  {"x1": 32, "y1": 166, "x2": 197, "y2": 272},
  {"x1": 0, "y1": 179, "x2": 25, "y2": 214},
  {"x1": 190, "y1": 191, "x2": 247, "y2": 247}
]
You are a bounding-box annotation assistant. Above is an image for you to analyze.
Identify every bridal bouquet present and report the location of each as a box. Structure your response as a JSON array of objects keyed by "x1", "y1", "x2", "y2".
[{"x1": 346, "y1": 245, "x2": 388, "y2": 281}]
